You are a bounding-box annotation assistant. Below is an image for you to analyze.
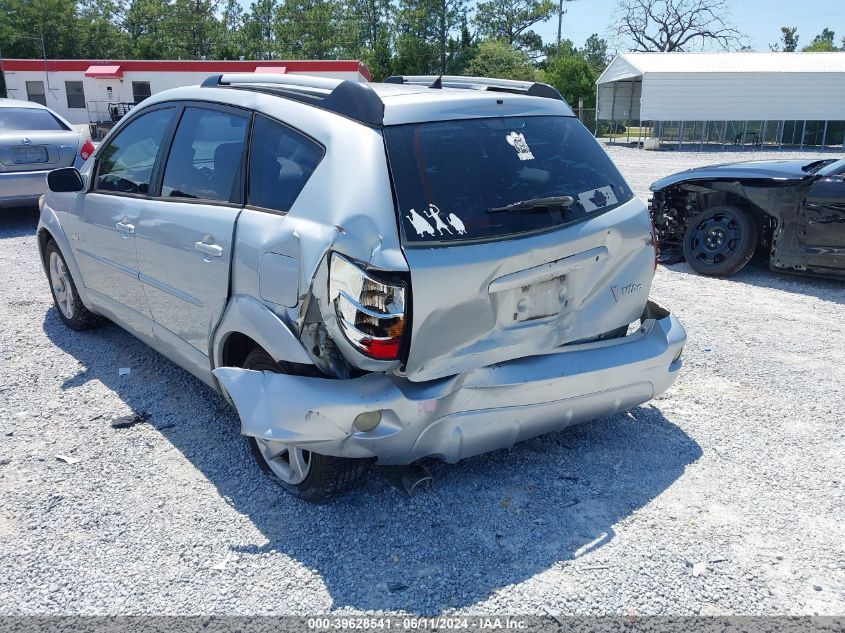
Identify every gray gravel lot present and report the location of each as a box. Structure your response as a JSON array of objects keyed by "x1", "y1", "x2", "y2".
[{"x1": 0, "y1": 146, "x2": 843, "y2": 616}]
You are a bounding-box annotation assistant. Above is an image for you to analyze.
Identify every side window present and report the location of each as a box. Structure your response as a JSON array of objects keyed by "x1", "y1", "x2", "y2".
[
  {"x1": 26, "y1": 81, "x2": 46, "y2": 106},
  {"x1": 161, "y1": 107, "x2": 248, "y2": 202},
  {"x1": 65, "y1": 81, "x2": 85, "y2": 109},
  {"x1": 132, "y1": 81, "x2": 152, "y2": 104},
  {"x1": 247, "y1": 114, "x2": 324, "y2": 213},
  {"x1": 95, "y1": 107, "x2": 175, "y2": 195}
]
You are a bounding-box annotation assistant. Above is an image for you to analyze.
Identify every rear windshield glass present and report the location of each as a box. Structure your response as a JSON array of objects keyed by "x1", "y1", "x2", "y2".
[
  {"x1": 0, "y1": 108, "x2": 69, "y2": 132},
  {"x1": 384, "y1": 116, "x2": 633, "y2": 244}
]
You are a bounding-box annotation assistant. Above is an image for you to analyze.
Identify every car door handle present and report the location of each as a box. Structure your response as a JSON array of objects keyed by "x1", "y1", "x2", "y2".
[
  {"x1": 195, "y1": 241, "x2": 223, "y2": 257},
  {"x1": 115, "y1": 221, "x2": 135, "y2": 235}
]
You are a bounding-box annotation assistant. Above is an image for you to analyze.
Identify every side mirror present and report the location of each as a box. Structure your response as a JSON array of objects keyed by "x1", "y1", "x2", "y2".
[{"x1": 47, "y1": 167, "x2": 84, "y2": 193}]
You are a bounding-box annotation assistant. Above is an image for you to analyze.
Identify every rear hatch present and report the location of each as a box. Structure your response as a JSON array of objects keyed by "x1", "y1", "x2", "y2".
[
  {"x1": 0, "y1": 107, "x2": 79, "y2": 173},
  {"x1": 384, "y1": 115, "x2": 656, "y2": 382}
]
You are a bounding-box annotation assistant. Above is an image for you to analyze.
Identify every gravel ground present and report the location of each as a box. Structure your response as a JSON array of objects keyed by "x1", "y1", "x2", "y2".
[{"x1": 0, "y1": 146, "x2": 843, "y2": 617}]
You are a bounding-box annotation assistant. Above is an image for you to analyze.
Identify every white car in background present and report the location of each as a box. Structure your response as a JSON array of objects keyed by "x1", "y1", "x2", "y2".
[{"x1": 0, "y1": 98, "x2": 94, "y2": 208}]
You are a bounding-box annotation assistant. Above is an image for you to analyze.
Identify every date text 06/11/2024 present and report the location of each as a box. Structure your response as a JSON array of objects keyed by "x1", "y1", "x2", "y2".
[{"x1": 307, "y1": 617, "x2": 528, "y2": 630}]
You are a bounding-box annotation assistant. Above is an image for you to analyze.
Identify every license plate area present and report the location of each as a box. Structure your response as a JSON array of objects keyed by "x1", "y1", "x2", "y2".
[
  {"x1": 494, "y1": 275, "x2": 569, "y2": 327},
  {"x1": 12, "y1": 146, "x2": 48, "y2": 164}
]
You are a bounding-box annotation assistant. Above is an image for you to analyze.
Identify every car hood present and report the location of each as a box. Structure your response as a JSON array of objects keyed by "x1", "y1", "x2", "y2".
[{"x1": 649, "y1": 159, "x2": 822, "y2": 191}]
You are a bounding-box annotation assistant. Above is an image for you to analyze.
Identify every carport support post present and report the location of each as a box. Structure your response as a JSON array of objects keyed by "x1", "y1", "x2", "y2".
[
  {"x1": 741, "y1": 120, "x2": 748, "y2": 149},
  {"x1": 678, "y1": 121, "x2": 684, "y2": 150},
  {"x1": 610, "y1": 81, "x2": 617, "y2": 144},
  {"x1": 626, "y1": 80, "x2": 635, "y2": 144},
  {"x1": 761, "y1": 121, "x2": 767, "y2": 147},
  {"x1": 800, "y1": 120, "x2": 806, "y2": 150},
  {"x1": 721, "y1": 121, "x2": 728, "y2": 150},
  {"x1": 822, "y1": 120, "x2": 828, "y2": 149}
]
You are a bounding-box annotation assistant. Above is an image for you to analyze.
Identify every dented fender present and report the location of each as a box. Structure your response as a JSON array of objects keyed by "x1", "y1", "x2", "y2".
[{"x1": 211, "y1": 295, "x2": 313, "y2": 368}]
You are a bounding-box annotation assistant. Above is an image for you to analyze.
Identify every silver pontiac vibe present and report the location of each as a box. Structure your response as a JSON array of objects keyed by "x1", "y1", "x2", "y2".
[{"x1": 37, "y1": 74, "x2": 686, "y2": 500}]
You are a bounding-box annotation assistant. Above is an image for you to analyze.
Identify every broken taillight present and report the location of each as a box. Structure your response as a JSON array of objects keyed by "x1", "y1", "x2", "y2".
[{"x1": 329, "y1": 253, "x2": 407, "y2": 361}]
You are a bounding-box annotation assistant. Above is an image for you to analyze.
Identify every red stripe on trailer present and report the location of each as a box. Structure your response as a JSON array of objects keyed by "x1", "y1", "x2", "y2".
[{"x1": 1, "y1": 59, "x2": 371, "y2": 80}]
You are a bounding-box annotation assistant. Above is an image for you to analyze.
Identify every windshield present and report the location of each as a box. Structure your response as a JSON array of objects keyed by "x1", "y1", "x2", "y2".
[
  {"x1": 384, "y1": 116, "x2": 634, "y2": 245},
  {"x1": 816, "y1": 159, "x2": 845, "y2": 177},
  {"x1": 0, "y1": 107, "x2": 69, "y2": 132}
]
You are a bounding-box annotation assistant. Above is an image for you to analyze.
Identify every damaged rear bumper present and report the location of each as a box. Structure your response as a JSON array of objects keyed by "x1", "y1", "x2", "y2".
[{"x1": 213, "y1": 300, "x2": 686, "y2": 465}]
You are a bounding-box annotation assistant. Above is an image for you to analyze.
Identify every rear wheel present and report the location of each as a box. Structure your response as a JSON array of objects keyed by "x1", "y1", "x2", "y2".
[
  {"x1": 682, "y1": 205, "x2": 757, "y2": 277},
  {"x1": 44, "y1": 240, "x2": 102, "y2": 330},
  {"x1": 241, "y1": 347, "x2": 371, "y2": 501}
]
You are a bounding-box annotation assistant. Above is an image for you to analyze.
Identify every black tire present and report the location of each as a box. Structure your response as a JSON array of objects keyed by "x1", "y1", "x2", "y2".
[
  {"x1": 682, "y1": 205, "x2": 758, "y2": 277},
  {"x1": 241, "y1": 347, "x2": 371, "y2": 502},
  {"x1": 44, "y1": 240, "x2": 103, "y2": 330}
]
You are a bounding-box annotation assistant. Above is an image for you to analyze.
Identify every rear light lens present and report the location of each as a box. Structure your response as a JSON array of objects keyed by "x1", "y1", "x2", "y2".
[
  {"x1": 328, "y1": 253, "x2": 407, "y2": 361},
  {"x1": 79, "y1": 139, "x2": 95, "y2": 161}
]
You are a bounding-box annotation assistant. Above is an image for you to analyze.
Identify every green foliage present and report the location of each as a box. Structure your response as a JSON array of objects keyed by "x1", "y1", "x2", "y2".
[
  {"x1": 0, "y1": 0, "x2": 80, "y2": 58},
  {"x1": 540, "y1": 52, "x2": 596, "y2": 108},
  {"x1": 777, "y1": 26, "x2": 799, "y2": 52},
  {"x1": 802, "y1": 28, "x2": 840, "y2": 52},
  {"x1": 465, "y1": 39, "x2": 535, "y2": 80},
  {"x1": 0, "y1": 0, "x2": 615, "y2": 88},
  {"x1": 395, "y1": 0, "x2": 468, "y2": 75},
  {"x1": 472, "y1": 0, "x2": 555, "y2": 55}
]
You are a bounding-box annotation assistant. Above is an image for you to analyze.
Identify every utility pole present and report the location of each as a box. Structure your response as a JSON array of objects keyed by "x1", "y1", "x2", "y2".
[
  {"x1": 556, "y1": 0, "x2": 573, "y2": 55},
  {"x1": 440, "y1": 0, "x2": 447, "y2": 75}
]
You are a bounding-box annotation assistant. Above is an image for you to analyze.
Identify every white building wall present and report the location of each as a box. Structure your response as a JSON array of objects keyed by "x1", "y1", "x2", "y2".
[
  {"x1": 639, "y1": 72, "x2": 845, "y2": 121},
  {"x1": 3, "y1": 68, "x2": 364, "y2": 127},
  {"x1": 596, "y1": 79, "x2": 642, "y2": 121}
]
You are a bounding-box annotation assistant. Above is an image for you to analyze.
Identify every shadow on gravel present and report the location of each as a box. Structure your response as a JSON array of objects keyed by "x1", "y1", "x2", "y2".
[
  {"x1": 663, "y1": 259, "x2": 845, "y2": 305},
  {"x1": 44, "y1": 307, "x2": 701, "y2": 614},
  {"x1": 0, "y1": 206, "x2": 39, "y2": 239}
]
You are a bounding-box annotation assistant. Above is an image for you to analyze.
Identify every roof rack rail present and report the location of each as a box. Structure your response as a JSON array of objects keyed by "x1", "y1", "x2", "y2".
[
  {"x1": 383, "y1": 75, "x2": 564, "y2": 101},
  {"x1": 201, "y1": 73, "x2": 384, "y2": 126}
]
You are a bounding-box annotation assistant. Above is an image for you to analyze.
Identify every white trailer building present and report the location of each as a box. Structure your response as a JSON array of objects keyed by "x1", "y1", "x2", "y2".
[
  {"x1": 1, "y1": 59, "x2": 372, "y2": 137},
  {"x1": 596, "y1": 52, "x2": 845, "y2": 149}
]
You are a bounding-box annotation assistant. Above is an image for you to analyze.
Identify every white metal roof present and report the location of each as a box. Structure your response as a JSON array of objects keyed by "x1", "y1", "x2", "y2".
[{"x1": 597, "y1": 52, "x2": 845, "y2": 84}]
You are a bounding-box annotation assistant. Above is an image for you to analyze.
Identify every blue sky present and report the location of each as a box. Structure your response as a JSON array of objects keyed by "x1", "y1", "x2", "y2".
[{"x1": 539, "y1": 0, "x2": 845, "y2": 52}]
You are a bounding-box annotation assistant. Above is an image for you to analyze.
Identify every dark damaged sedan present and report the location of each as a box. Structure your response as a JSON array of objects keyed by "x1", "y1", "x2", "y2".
[{"x1": 649, "y1": 158, "x2": 845, "y2": 278}]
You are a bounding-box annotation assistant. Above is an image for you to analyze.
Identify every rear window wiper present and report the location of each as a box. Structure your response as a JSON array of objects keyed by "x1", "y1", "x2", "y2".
[{"x1": 486, "y1": 195, "x2": 576, "y2": 213}]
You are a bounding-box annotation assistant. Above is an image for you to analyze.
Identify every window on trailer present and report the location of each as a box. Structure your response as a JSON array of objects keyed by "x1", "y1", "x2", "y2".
[
  {"x1": 132, "y1": 82, "x2": 152, "y2": 104},
  {"x1": 65, "y1": 81, "x2": 85, "y2": 109},
  {"x1": 26, "y1": 81, "x2": 46, "y2": 106}
]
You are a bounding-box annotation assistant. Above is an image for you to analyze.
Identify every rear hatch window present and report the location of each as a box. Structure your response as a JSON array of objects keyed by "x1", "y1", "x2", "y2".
[
  {"x1": 0, "y1": 108, "x2": 70, "y2": 131},
  {"x1": 384, "y1": 116, "x2": 633, "y2": 245}
]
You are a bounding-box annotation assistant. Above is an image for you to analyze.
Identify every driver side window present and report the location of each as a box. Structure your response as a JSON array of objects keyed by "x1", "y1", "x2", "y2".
[{"x1": 95, "y1": 107, "x2": 175, "y2": 194}]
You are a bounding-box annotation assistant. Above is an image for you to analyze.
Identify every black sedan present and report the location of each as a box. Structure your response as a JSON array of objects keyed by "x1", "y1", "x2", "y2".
[{"x1": 649, "y1": 158, "x2": 845, "y2": 278}]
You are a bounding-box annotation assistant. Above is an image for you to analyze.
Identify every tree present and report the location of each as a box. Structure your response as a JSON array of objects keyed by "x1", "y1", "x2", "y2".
[
  {"x1": 770, "y1": 26, "x2": 798, "y2": 52},
  {"x1": 124, "y1": 0, "x2": 184, "y2": 59},
  {"x1": 216, "y1": 0, "x2": 245, "y2": 57},
  {"x1": 173, "y1": 0, "x2": 224, "y2": 59},
  {"x1": 276, "y1": 0, "x2": 347, "y2": 59},
  {"x1": 802, "y1": 28, "x2": 838, "y2": 52},
  {"x1": 613, "y1": 0, "x2": 743, "y2": 52},
  {"x1": 465, "y1": 39, "x2": 536, "y2": 79},
  {"x1": 473, "y1": 0, "x2": 556, "y2": 55},
  {"x1": 395, "y1": 0, "x2": 467, "y2": 75},
  {"x1": 76, "y1": 0, "x2": 132, "y2": 59},
  {"x1": 540, "y1": 52, "x2": 596, "y2": 107},
  {"x1": 0, "y1": 0, "x2": 80, "y2": 58},
  {"x1": 581, "y1": 33, "x2": 610, "y2": 72},
  {"x1": 349, "y1": 0, "x2": 394, "y2": 79}
]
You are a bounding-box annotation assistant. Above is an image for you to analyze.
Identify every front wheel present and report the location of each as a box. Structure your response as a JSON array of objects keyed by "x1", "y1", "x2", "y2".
[
  {"x1": 682, "y1": 205, "x2": 758, "y2": 277},
  {"x1": 44, "y1": 240, "x2": 103, "y2": 330},
  {"x1": 241, "y1": 347, "x2": 371, "y2": 501}
]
